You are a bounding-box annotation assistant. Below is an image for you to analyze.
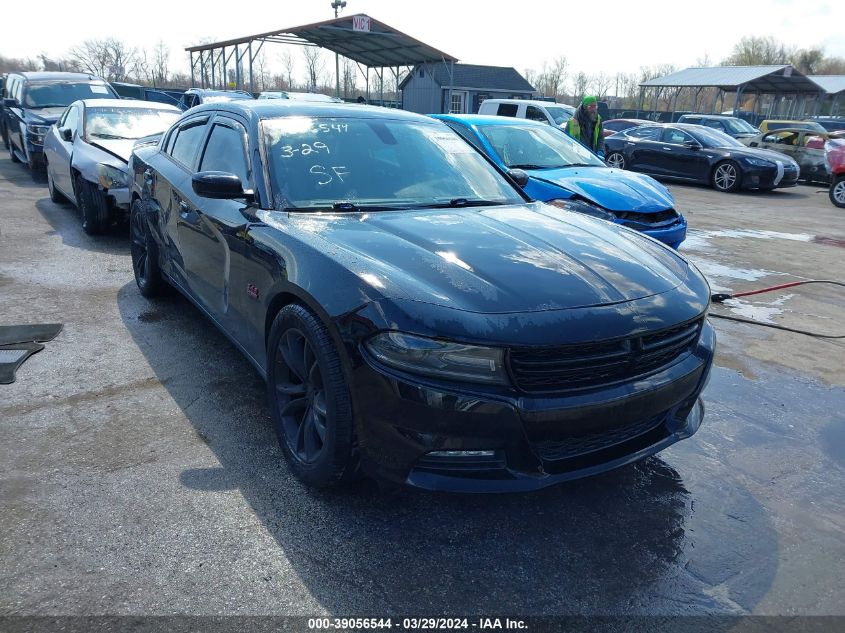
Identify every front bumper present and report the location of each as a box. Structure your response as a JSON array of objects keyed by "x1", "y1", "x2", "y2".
[
  {"x1": 349, "y1": 319, "x2": 715, "y2": 492},
  {"x1": 639, "y1": 218, "x2": 687, "y2": 250},
  {"x1": 741, "y1": 164, "x2": 799, "y2": 189}
]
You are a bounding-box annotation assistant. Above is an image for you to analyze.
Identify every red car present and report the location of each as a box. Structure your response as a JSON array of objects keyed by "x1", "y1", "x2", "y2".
[{"x1": 826, "y1": 139, "x2": 845, "y2": 207}]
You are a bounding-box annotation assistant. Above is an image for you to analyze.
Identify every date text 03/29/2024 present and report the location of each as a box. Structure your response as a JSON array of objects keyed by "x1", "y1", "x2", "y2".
[{"x1": 307, "y1": 618, "x2": 528, "y2": 630}]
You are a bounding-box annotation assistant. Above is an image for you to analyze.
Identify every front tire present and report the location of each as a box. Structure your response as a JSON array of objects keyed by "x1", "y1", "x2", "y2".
[
  {"x1": 267, "y1": 304, "x2": 355, "y2": 489},
  {"x1": 831, "y1": 175, "x2": 845, "y2": 208},
  {"x1": 76, "y1": 176, "x2": 109, "y2": 235},
  {"x1": 712, "y1": 160, "x2": 741, "y2": 193},
  {"x1": 606, "y1": 151, "x2": 626, "y2": 169},
  {"x1": 130, "y1": 199, "x2": 165, "y2": 297}
]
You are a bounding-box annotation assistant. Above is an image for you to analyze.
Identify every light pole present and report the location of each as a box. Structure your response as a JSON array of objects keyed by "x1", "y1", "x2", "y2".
[{"x1": 331, "y1": 0, "x2": 347, "y2": 98}]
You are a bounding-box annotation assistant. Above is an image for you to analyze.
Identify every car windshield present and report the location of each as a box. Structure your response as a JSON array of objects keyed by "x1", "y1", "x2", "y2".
[
  {"x1": 545, "y1": 106, "x2": 573, "y2": 125},
  {"x1": 724, "y1": 118, "x2": 758, "y2": 134},
  {"x1": 84, "y1": 106, "x2": 181, "y2": 140},
  {"x1": 479, "y1": 123, "x2": 606, "y2": 169},
  {"x1": 688, "y1": 127, "x2": 745, "y2": 148},
  {"x1": 23, "y1": 82, "x2": 115, "y2": 108},
  {"x1": 262, "y1": 116, "x2": 524, "y2": 210}
]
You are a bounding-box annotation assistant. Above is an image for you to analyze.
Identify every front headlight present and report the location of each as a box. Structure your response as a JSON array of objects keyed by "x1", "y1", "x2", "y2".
[
  {"x1": 745, "y1": 158, "x2": 774, "y2": 168},
  {"x1": 364, "y1": 332, "x2": 509, "y2": 385},
  {"x1": 97, "y1": 163, "x2": 128, "y2": 189},
  {"x1": 27, "y1": 124, "x2": 51, "y2": 135},
  {"x1": 547, "y1": 198, "x2": 616, "y2": 222}
]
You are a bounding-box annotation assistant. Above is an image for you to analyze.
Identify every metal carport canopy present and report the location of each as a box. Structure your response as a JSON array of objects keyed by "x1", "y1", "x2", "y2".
[
  {"x1": 184, "y1": 13, "x2": 458, "y2": 68},
  {"x1": 639, "y1": 65, "x2": 820, "y2": 93}
]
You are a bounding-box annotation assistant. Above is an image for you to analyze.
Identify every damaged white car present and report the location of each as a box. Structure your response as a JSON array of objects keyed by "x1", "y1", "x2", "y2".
[{"x1": 43, "y1": 99, "x2": 180, "y2": 234}]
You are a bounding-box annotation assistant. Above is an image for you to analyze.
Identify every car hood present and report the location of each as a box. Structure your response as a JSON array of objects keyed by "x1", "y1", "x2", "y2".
[
  {"x1": 265, "y1": 202, "x2": 690, "y2": 314},
  {"x1": 87, "y1": 138, "x2": 135, "y2": 163},
  {"x1": 24, "y1": 107, "x2": 65, "y2": 124},
  {"x1": 719, "y1": 145, "x2": 797, "y2": 165},
  {"x1": 527, "y1": 166, "x2": 673, "y2": 212}
]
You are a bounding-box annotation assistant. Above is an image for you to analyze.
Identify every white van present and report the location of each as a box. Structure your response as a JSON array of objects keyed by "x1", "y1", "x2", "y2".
[{"x1": 477, "y1": 99, "x2": 576, "y2": 128}]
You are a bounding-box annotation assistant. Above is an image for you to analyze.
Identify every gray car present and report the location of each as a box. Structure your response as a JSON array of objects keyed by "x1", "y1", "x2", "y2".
[{"x1": 43, "y1": 99, "x2": 181, "y2": 234}]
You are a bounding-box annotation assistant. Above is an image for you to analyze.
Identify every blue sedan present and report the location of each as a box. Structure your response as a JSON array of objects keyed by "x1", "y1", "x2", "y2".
[{"x1": 432, "y1": 115, "x2": 687, "y2": 249}]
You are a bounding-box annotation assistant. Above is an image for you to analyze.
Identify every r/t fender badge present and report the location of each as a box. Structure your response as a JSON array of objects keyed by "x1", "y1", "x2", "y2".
[{"x1": 247, "y1": 284, "x2": 260, "y2": 300}]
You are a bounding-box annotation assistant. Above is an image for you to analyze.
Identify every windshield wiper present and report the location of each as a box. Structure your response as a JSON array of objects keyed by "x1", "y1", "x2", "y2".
[
  {"x1": 91, "y1": 133, "x2": 130, "y2": 140},
  {"x1": 30, "y1": 104, "x2": 68, "y2": 109},
  {"x1": 422, "y1": 198, "x2": 509, "y2": 209},
  {"x1": 558, "y1": 163, "x2": 600, "y2": 168},
  {"x1": 508, "y1": 163, "x2": 549, "y2": 170}
]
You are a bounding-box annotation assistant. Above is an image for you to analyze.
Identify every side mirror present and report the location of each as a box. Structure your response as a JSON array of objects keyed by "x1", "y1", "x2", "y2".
[
  {"x1": 3, "y1": 98, "x2": 17, "y2": 108},
  {"x1": 507, "y1": 168, "x2": 529, "y2": 187},
  {"x1": 683, "y1": 140, "x2": 702, "y2": 151},
  {"x1": 192, "y1": 171, "x2": 254, "y2": 201},
  {"x1": 60, "y1": 127, "x2": 73, "y2": 142}
]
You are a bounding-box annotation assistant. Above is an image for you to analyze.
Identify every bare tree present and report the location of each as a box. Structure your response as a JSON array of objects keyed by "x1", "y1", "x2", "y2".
[
  {"x1": 302, "y1": 46, "x2": 325, "y2": 91},
  {"x1": 68, "y1": 38, "x2": 137, "y2": 81},
  {"x1": 723, "y1": 36, "x2": 794, "y2": 66},
  {"x1": 151, "y1": 40, "x2": 170, "y2": 87},
  {"x1": 279, "y1": 49, "x2": 296, "y2": 89},
  {"x1": 589, "y1": 72, "x2": 613, "y2": 99},
  {"x1": 342, "y1": 57, "x2": 358, "y2": 97},
  {"x1": 253, "y1": 49, "x2": 270, "y2": 92},
  {"x1": 571, "y1": 72, "x2": 589, "y2": 102}
]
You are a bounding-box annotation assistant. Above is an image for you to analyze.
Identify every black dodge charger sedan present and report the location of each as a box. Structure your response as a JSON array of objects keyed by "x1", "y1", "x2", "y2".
[
  {"x1": 604, "y1": 123, "x2": 800, "y2": 192},
  {"x1": 128, "y1": 102, "x2": 715, "y2": 492}
]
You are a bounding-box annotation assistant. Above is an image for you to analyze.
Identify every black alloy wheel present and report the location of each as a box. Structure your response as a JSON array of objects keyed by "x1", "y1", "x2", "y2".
[
  {"x1": 130, "y1": 199, "x2": 165, "y2": 297},
  {"x1": 606, "y1": 151, "x2": 626, "y2": 169},
  {"x1": 267, "y1": 304, "x2": 355, "y2": 488}
]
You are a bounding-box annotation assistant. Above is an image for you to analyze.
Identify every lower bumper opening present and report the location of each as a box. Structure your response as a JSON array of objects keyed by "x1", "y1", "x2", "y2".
[{"x1": 415, "y1": 450, "x2": 507, "y2": 476}]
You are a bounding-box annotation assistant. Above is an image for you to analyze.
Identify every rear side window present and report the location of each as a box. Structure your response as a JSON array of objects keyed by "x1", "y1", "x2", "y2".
[
  {"x1": 169, "y1": 119, "x2": 209, "y2": 169},
  {"x1": 525, "y1": 106, "x2": 547, "y2": 122},
  {"x1": 199, "y1": 122, "x2": 250, "y2": 185},
  {"x1": 703, "y1": 119, "x2": 726, "y2": 131},
  {"x1": 627, "y1": 126, "x2": 662, "y2": 141},
  {"x1": 497, "y1": 104, "x2": 518, "y2": 117}
]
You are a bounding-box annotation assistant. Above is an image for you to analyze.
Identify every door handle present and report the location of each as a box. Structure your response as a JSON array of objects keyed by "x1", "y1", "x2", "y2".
[
  {"x1": 143, "y1": 169, "x2": 153, "y2": 182},
  {"x1": 662, "y1": 147, "x2": 672, "y2": 151},
  {"x1": 179, "y1": 201, "x2": 190, "y2": 215}
]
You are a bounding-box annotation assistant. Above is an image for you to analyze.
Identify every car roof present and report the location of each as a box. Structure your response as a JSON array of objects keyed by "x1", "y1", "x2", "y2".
[
  {"x1": 189, "y1": 101, "x2": 435, "y2": 124},
  {"x1": 79, "y1": 98, "x2": 180, "y2": 111},
  {"x1": 680, "y1": 114, "x2": 738, "y2": 120},
  {"x1": 481, "y1": 98, "x2": 574, "y2": 108},
  {"x1": 605, "y1": 118, "x2": 651, "y2": 123},
  {"x1": 14, "y1": 71, "x2": 103, "y2": 82},
  {"x1": 432, "y1": 113, "x2": 550, "y2": 128},
  {"x1": 759, "y1": 127, "x2": 827, "y2": 135},
  {"x1": 186, "y1": 88, "x2": 252, "y2": 96}
]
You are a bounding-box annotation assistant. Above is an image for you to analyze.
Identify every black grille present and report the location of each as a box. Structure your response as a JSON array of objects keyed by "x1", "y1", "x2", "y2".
[
  {"x1": 532, "y1": 415, "x2": 664, "y2": 461},
  {"x1": 615, "y1": 209, "x2": 680, "y2": 228},
  {"x1": 508, "y1": 318, "x2": 703, "y2": 394}
]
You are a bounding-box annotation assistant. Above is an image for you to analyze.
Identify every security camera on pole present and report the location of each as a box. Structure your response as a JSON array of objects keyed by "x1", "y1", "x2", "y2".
[{"x1": 331, "y1": 0, "x2": 347, "y2": 98}]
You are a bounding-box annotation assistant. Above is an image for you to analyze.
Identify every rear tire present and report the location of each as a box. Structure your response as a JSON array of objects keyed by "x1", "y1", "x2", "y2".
[
  {"x1": 267, "y1": 303, "x2": 356, "y2": 489},
  {"x1": 711, "y1": 160, "x2": 741, "y2": 193},
  {"x1": 76, "y1": 177, "x2": 109, "y2": 235},
  {"x1": 606, "y1": 151, "x2": 626, "y2": 169},
  {"x1": 130, "y1": 199, "x2": 166, "y2": 297},
  {"x1": 831, "y1": 176, "x2": 845, "y2": 208}
]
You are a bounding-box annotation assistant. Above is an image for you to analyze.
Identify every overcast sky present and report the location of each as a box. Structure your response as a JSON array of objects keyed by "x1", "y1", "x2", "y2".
[{"x1": 2, "y1": 0, "x2": 843, "y2": 81}]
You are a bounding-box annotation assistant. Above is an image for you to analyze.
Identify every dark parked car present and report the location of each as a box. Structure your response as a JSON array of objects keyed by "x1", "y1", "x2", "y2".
[
  {"x1": 3, "y1": 72, "x2": 118, "y2": 171},
  {"x1": 676, "y1": 114, "x2": 760, "y2": 140},
  {"x1": 43, "y1": 99, "x2": 181, "y2": 234},
  {"x1": 128, "y1": 102, "x2": 715, "y2": 492},
  {"x1": 177, "y1": 88, "x2": 253, "y2": 111},
  {"x1": 110, "y1": 81, "x2": 184, "y2": 108},
  {"x1": 604, "y1": 123, "x2": 800, "y2": 192},
  {"x1": 602, "y1": 118, "x2": 650, "y2": 138},
  {"x1": 432, "y1": 114, "x2": 687, "y2": 248}
]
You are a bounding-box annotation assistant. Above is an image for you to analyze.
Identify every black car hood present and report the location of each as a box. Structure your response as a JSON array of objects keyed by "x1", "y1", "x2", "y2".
[
  {"x1": 23, "y1": 107, "x2": 65, "y2": 125},
  {"x1": 264, "y1": 202, "x2": 690, "y2": 314}
]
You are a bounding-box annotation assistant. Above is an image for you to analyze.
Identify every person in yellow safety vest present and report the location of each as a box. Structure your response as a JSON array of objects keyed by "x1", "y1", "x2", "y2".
[{"x1": 564, "y1": 95, "x2": 604, "y2": 158}]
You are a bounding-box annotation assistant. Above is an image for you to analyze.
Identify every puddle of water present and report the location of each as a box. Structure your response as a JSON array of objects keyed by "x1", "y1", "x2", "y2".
[{"x1": 692, "y1": 260, "x2": 785, "y2": 283}]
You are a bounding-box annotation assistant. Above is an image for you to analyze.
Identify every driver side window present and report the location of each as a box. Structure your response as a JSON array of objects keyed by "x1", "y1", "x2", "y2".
[{"x1": 63, "y1": 106, "x2": 79, "y2": 135}]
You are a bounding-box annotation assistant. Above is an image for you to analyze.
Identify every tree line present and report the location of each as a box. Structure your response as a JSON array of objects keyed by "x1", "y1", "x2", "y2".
[{"x1": 2, "y1": 34, "x2": 844, "y2": 105}]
